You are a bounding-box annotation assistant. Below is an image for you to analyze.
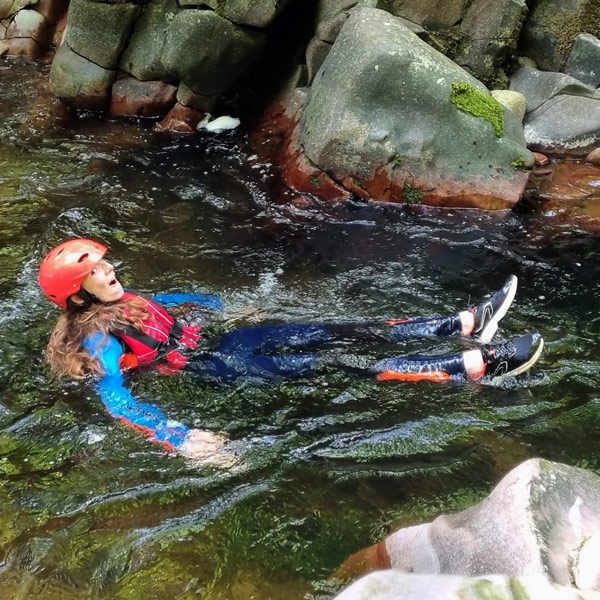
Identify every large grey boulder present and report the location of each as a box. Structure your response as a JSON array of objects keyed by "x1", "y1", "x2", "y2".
[
  {"x1": 162, "y1": 9, "x2": 265, "y2": 96},
  {"x1": 565, "y1": 33, "x2": 600, "y2": 88},
  {"x1": 452, "y1": 0, "x2": 528, "y2": 86},
  {"x1": 119, "y1": 0, "x2": 178, "y2": 82},
  {"x1": 300, "y1": 7, "x2": 532, "y2": 209},
  {"x1": 49, "y1": 42, "x2": 116, "y2": 110},
  {"x1": 510, "y1": 66, "x2": 596, "y2": 112},
  {"x1": 378, "y1": 0, "x2": 527, "y2": 86},
  {"x1": 519, "y1": 0, "x2": 600, "y2": 72},
  {"x1": 510, "y1": 67, "x2": 600, "y2": 154},
  {"x1": 335, "y1": 572, "x2": 600, "y2": 600},
  {"x1": 524, "y1": 95, "x2": 600, "y2": 155},
  {"x1": 178, "y1": 0, "x2": 291, "y2": 28},
  {"x1": 64, "y1": 0, "x2": 140, "y2": 70},
  {"x1": 379, "y1": 459, "x2": 600, "y2": 588}
]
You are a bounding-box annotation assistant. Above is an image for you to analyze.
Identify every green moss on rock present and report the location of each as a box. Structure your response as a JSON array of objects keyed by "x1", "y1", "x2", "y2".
[
  {"x1": 403, "y1": 181, "x2": 424, "y2": 205},
  {"x1": 449, "y1": 81, "x2": 505, "y2": 138}
]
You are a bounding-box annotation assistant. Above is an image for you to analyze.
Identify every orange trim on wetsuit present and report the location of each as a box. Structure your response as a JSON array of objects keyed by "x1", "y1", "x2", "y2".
[{"x1": 376, "y1": 370, "x2": 452, "y2": 382}]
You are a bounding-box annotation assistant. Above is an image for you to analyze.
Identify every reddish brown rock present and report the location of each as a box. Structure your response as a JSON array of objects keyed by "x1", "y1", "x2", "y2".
[
  {"x1": 111, "y1": 76, "x2": 177, "y2": 118},
  {"x1": 1, "y1": 36, "x2": 42, "y2": 56},
  {"x1": 524, "y1": 159, "x2": 600, "y2": 232},
  {"x1": 585, "y1": 148, "x2": 600, "y2": 166},
  {"x1": 154, "y1": 102, "x2": 204, "y2": 133},
  {"x1": 534, "y1": 152, "x2": 549, "y2": 165},
  {"x1": 280, "y1": 121, "x2": 351, "y2": 203}
]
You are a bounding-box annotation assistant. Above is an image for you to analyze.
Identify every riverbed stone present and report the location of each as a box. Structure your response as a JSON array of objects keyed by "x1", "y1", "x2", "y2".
[
  {"x1": 154, "y1": 101, "x2": 203, "y2": 133},
  {"x1": 110, "y1": 76, "x2": 176, "y2": 117},
  {"x1": 0, "y1": 0, "x2": 36, "y2": 19},
  {"x1": 299, "y1": 7, "x2": 532, "y2": 209},
  {"x1": 64, "y1": 0, "x2": 140, "y2": 70},
  {"x1": 519, "y1": 0, "x2": 600, "y2": 72},
  {"x1": 162, "y1": 9, "x2": 265, "y2": 96},
  {"x1": 524, "y1": 94, "x2": 600, "y2": 155},
  {"x1": 334, "y1": 572, "x2": 600, "y2": 600},
  {"x1": 5, "y1": 8, "x2": 46, "y2": 42},
  {"x1": 510, "y1": 66, "x2": 596, "y2": 113},
  {"x1": 119, "y1": 0, "x2": 178, "y2": 82},
  {"x1": 492, "y1": 90, "x2": 526, "y2": 120},
  {"x1": 178, "y1": 0, "x2": 290, "y2": 28},
  {"x1": 565, "y1": 33, "x2": 600, "y2": 88},
  {"x1": 50, "y1": 42, "x2": 116, "y2": 110}
]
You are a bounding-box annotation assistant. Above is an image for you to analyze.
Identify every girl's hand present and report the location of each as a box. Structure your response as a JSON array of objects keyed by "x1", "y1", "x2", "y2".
[{"x1": 178, "y1": 429, "x2": 239, "y2": 468}]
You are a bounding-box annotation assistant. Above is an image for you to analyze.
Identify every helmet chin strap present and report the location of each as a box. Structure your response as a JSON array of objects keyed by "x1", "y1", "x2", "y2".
[{"x1": 67, "y1": 288, "x2": 101, "y2": 311}]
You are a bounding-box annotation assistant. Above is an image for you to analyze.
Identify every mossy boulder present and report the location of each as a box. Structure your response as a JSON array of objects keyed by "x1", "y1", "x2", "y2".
[
  {"x1": 161, "y1": 9, "x2": 265, "y2": 96},
  {"x1": 64, "y1": 0, "x2": 140, "y2": 69},
  {"x1": 519, "y1": 0, "x2": 600, "y2": 71},
  {"x1": 299, "y1": 7, "x2": 532, "y2": 209},
  {"x1": 178, "y1": 0, "x2": 291, "y2": 28},
  {"x1": 49, "y1": 42, "x2": 116, "y2": 110},
  {"x1": 119, "y1": 0, "x2": 179, "y2": 82}
]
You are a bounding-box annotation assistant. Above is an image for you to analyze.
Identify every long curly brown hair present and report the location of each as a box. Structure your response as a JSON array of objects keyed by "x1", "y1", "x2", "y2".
[{"x1": 46, "y1": 296, "x2": 150, "y2": 379}]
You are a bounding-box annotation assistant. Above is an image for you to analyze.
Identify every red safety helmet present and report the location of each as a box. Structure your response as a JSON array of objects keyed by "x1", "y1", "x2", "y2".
[{"x1": 39, "y1": 239, "x2": 107, "y2": 309}]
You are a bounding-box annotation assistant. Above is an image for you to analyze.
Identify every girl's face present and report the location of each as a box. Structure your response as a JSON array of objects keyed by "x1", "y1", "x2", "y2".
[{"x1": 81, "y1": 259, "x2": 124, "y2": 303}]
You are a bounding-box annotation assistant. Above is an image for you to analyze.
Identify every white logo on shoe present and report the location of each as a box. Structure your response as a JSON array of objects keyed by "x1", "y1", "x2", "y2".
[{"x1": 494, "y1": 360, "x2": 508, "y2": 376}]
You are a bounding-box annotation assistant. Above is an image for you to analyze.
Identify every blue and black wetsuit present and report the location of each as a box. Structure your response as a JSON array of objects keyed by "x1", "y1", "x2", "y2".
[{"x1": 85, "y1": 293, "x2": 470, "y2": 450}]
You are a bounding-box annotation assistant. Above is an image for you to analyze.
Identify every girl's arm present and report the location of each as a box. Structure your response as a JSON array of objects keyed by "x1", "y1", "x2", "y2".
[
  {"x1": 83, "y1": 333, "x2": 233, "y2": 465},
  {"x1": 151, "y1": 293, "x2": 224, "y2": 310},
  {"x1": 84, "y1": 333, "x2": 190, "y2": 451}
]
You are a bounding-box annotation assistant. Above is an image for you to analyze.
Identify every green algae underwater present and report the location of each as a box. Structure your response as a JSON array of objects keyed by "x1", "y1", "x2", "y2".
[{"x1": 2, "y1": 61, "x2": 600, "y2": 599}]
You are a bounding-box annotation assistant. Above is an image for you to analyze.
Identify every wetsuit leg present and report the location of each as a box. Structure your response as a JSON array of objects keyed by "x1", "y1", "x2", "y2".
[
  {"x1": 307, "y1": 316, "x2": 463, "y2": 344},
  {"x1": 373, "y1": 352, "x2": 467, "y2": 382}
]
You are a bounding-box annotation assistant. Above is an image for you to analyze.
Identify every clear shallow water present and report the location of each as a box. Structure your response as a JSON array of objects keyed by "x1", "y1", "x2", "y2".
[{"x1": 1, "y1": 60, "x2": 600, "y2": 599}]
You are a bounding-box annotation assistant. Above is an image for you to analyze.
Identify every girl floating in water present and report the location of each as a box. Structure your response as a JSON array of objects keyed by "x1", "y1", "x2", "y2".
[{"x1": 39, "y1": 239, "x2": 543, "y2": 461}]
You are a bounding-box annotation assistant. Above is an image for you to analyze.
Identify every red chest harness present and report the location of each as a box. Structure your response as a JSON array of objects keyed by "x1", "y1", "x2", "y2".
[{"x1": 111, "y1": 290, "x2": 201, "y2": 370}]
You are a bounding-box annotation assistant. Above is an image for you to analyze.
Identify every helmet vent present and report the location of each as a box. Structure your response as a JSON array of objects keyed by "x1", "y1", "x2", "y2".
[
  {"x1": 57, "y1": 248, "x2": 64, "y2": 255},
  {"x1": 77, "y1": 253, "x2": 89, "y2": 263},
  {"x1": 49, "y1": 294, "x2": 56, "y2": 298}
]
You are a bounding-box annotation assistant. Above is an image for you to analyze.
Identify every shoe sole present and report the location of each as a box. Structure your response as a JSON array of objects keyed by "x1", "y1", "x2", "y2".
[
  {"x1": 490, "y1": 336, "x2": 544, "y2": 383},
  {"x1": 478, "y1": 275, "x2": 518, "y2": 344}
]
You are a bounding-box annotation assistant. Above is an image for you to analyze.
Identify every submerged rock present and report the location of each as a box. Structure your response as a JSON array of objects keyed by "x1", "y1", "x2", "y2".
[
  {"x1": 334, "y1": 572, "x2": 600, "y2": 600},
  {"x1": 339, "y1": 459, "x2": 600, "y2": 589},
  {"x1": 298, "y1": 7, "x2": 532, "y2": 209}
]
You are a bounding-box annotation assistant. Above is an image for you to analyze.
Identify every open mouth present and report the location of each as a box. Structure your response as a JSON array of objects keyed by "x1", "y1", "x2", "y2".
[{"x1": 109, "y1": 278, "x2": 118, "y2": 286}]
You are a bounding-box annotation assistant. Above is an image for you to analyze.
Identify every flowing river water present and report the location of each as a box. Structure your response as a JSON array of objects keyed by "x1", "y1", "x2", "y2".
[{"x1": 1, "y1": 61, "x2": 600, "y2": 599}]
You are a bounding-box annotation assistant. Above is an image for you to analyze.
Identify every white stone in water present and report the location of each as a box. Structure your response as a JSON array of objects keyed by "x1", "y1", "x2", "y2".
[{"x1": 197, "y1": 114, "x2": 241, "y2": 133}]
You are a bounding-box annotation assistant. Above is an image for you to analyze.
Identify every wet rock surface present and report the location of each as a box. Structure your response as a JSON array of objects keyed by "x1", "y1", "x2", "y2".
[{"x1": 298, "y1": 7, "x2": 532, "y2": 209}]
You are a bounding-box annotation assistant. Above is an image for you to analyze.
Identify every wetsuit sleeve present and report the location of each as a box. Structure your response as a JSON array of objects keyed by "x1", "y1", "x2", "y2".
[
  {"x1": 83, "y1": 333, "x2": 190, "y2": 450},
  {"x1": 151, "y1": 292, "x2": 224, "y2": 310}
]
